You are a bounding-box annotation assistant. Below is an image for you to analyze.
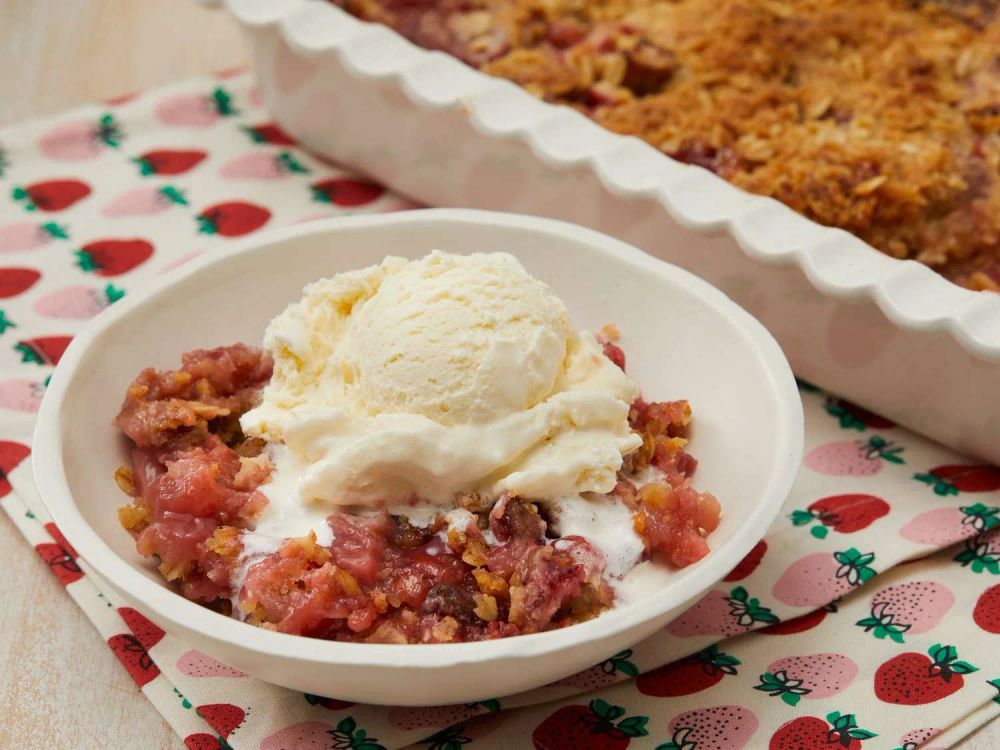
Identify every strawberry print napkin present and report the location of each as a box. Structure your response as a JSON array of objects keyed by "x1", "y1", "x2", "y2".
[{"x1": 2, "y1": 73, "x2": 1000, "y2": 750}]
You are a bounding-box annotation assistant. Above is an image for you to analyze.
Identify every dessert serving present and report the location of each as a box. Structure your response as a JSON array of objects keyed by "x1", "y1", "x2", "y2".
[
  {"x1": 338, "y1": 0, "x2": 1000, "y2": 291},
  {"x1": 113, "y1": 251, "x2": 721, "y2": 644}
]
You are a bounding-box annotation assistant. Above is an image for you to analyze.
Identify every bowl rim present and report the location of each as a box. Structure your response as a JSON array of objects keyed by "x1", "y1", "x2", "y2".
[{"x1": 33, "y1": 208, "x2": 802, "y2": 670}]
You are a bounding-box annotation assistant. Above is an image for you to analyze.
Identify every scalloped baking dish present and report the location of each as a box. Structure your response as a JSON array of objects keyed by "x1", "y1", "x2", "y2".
[{"x1": 211, "y1": 0, "x2": 1000, "y2": 464}]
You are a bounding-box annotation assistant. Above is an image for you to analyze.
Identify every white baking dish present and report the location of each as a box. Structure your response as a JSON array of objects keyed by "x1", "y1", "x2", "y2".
[{"x1": 213, "y1": 0, "x2": 1000, "y2": 464}]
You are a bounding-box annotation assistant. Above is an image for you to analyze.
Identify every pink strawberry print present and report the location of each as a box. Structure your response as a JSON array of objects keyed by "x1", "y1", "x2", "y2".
[
  {"x1": 548, "y1": 649, "x2": 638, "y2": 690},
  {"x1": 772, "y1": 549, "x2": 876, "y2": 608},
  {"x1": 0, "y1": 378, "x2": 46, "y2": 412},
  {"x1": 177, "y1": 649, "x2": 247, "y2": 678},
  {"x1": 155, "y1": 87, "x2": 238, "y2": 127},
  {"x1": 894, "y1": 727, "x2": 942, "y2": 750},
  {"x1": 34, "y1": 284, "x2": 124, "y2": 319},
  {"x1": 666, "y1": 585, "x2": 778, "y2": 637},
  {"x1": 415, "y1": 713, "x2": 507, "y2": 747},
  {"x1": 101, "y1": 185, "x2": 187, "y2": 217},
  {"x1": 805, "y1": 436, "x2": 904, "y2": 476},
  {"x1": 0, "y1": 221, "x2": 68, "y2": 252},
  {"x1": 38, "y1": 113, "x2": 123, "y2": 160},
  {"x1": 219, "y1": 151, "x2": 308, "y2": 180},
  {"x1": 900, "y1": 504, "x2": 999, "y2": 546},
  {"x1": 261, "y1": 718, "x2": 386, "y2": 750},
  {"x1": 754, "y1": 653, "x2": 858, "y2": 706},
  {"x1": 660, "y1": 706, "x2": 758, "y2": 750},
  {"x1": 388, "y1": 699, "x2": 500, "y2": 731},
  {"x1": 856, "y1": 580, "x2": 954, "y2": 642},
  {"x1": 953, "y1": 526, "x2": 1000, "y2": 574}
]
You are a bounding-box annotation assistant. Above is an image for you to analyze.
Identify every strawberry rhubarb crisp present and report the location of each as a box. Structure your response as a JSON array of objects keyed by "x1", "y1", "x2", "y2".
[{"x1": 114, "y1": 252, "x2": 720, "y2": 642}]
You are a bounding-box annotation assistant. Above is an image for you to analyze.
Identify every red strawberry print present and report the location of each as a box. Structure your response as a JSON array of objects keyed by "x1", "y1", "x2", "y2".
[
  {"x1": 76, "y1": 238, "x2": 153, "y2": 276},
  {"x1": 790, "y1": 494, "x2": 890, "y2": 539},
  {"x1": 761, "y1": 607, "x2": 830, "y2": 635},
  {"x1": 311, "y1": 177, "x2": 384, "y2": 207},
  {"x1": 769, "y1": 712, "x2": 877, "y2": 749},
  {"x1": 666, "y1": 586, "x2": 778, "y2": 637},
  {"x1": 34, "y1": 283, "x2": 124, "y2": 319},
  {"x1": 416, "y1": 712, "x2": 507, "y2": 747},
  {"x1": 0, "y1": 268, "x2": 41, "y2": 298},
  {"x1": 304, "y1": 693, "x2": 357, "y2": 710},
  {"x1": 661, "y1": 705, "x2": 758, "y2": 750},
  {"x1": 184, "y1": 734, "x2": 231, "y2": 750},
  {"x1": 894, "y1": 728, "x2": 942, "y2": 750},
  {"x1": 38, "y1": 114, "x2": 123, "y2": 160},
  {"x1": 724, "y1": 539, "x2": 767, "y2": 581},
  {"x1": 914, "y1": 464, "x2": 1000, "y2": 496},
  {"x1": 875, "y1": 644, "x2": 978, "y2": 705},
  {"x1": 15, "y1": 335, "x2": 72, "y2": 365},
  {"x1": 900, "y1": 503, "x2": 999, "y2": 545},
  {"x1": 856, "y1": 580, "x2": 954, "y2": 643},
  {"x1": 196, "y1": 201, "x2": 270, "y2": 237},
  {"x1": 549, "y1": 649, "x2": 638, "y2": 690},
  {"x1": 772, "y1": 549, "x2": 876, "y2": 607},
  {"x1": 0, "y1": 378, "x2": 43, "y2": 413},
  {"x1": 43, "y1": 522, "x2": 77, "y2": 556},
  {"x1": 155, "y1": 87, "x2": 238, "y2": 127},
  {"x1": 0, "y1": 221, "x2": 68, "y2": 252},
  {"x1": 262, "y1": 718, "x2": 386, "y2": 750},
  {"x1": 824, "y1": 397, "x2": 895, "y2": 430},
  {"x1": 805, "y1": 436, "x2": 904, "y2": 476},
  {"x1": 12, "y1": 178, "x2": 91, "y2": 212},
  {"x1": 388, "y1": 700, "x2": 500, "y2": 731},
  {"x1": 34, "y1": 542, "x2": 83, "y2": 585},
  {"x1": 953, "y1": 527, "x2": 1000, "y2": 574},
  {"x1": 107, "y1": 632, "x2": 160, "y2": 687},
  {"x1": 973, "y1": 584, "x2": 1000, "y2": 633},
  {"x1": 0, "y1": 440, "x2": 30, "y2": 499},
  {"x1": 220, "y1": 151, "x2": 308, "y2": 180},
  {"x1": 755, "y1": 653, "x2": 857, "y2": 706},
  {"x1": 133, "y1": 148, "x2": 207, "y2": 176},
  {"x1": 197, "y1": 704, "x2": 245, "y2": 739},
  {"x1": 118, "y1": 606, "x2": 165, "y2": 649},
  {"x1": 102, "y1": 185, "x2": 187, "y2": 217},
  {"x1": 637, "y1": 645, "x2": 740, "y2": 697},
  {"x1": 532, "y1": 699, "x2": 648, "y2": 750},
  {"x1": 243, "y1": 122, "x2": 295, "y2": 145}
]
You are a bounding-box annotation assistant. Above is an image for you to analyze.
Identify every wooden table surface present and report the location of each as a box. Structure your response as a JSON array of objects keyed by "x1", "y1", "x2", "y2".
[{"x1": 1, "y1": 2, "x2": 998, "y2": 748}]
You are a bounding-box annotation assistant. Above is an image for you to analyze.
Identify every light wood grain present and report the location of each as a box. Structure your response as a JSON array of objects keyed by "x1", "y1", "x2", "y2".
[{"x1": 1, "y1": 1, "x2": 998, "y2": 748}]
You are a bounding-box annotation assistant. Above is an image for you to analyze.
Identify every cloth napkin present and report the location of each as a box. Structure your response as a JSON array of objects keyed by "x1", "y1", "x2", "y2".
[{"x1": 2, "y1": 73, "x2": 999, "y2": 750}]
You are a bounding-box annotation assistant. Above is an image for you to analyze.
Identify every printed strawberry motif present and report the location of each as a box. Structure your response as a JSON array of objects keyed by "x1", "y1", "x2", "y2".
[
  {"x1": 34, "y1": 541, "x2": 83, "y2": 585},
  {"x1": 550, "y1": 649, "x2": 638, "y2": 690},
  {"x1": 914, "y1": 465, "x2": 1000, "y2": 496},
  {"x1": 133, "y1": 148, "x2": 207, "y2": 176},
  {"x1": 637, "y1": 645, "x2": 740, "y2": 697},
  {"x1": 0, "y1": 221, "x2": 68, "y2": 252},
  {"x1": 856, "y1": 580, "x2": 954, "y2": 642},
  {"x1": 118, "y1": 606, "x2": 165, "y2": 649},
  {"x1": 311, "y1": 178, "x2": 384, "y2": 207},
  {"x1": 769, "y1": 712, "x2": 876, "y2": 749},
  {"x1": 103, "y1": 91, "x2": 138, "y2": 106},
  {"x1": 416, "y1": 713, "x2": 506, "y2": 748},
  {"x1": 724, "y1": 539, "x2": 767, "y2": 581},
  {"x1": 304, "y1": 693, "x2": 355, "y2": 710},
  {"x1": 659, "y1": 706, "x2": 758, "y2": 750},
  {"x1": 755, "y1": 654, "x2": 858, "y2": 706},
  {"x1": 789, "y1": 494, "x2": 890, "y2": 539},
  {"x1": 197, "y1": 704, "x2": 245, "y2": 739},
  {"x1": 532, "y1": 699, "x2": 648, "y2": 750},
  {"x1": 666, "y1": 586, "x2": 778, "y2": 637},
  {"x1": 219, "y1": 151, "x2": 308, "y2": 180},
  {"x1": 388, "y1": 700, "x2": 500, "y2": 731},
  {"x1": 177, "y1": 649, "x2": 247, "y2": 678},
  {"x1": 875, "y1": 644, "x2": 978, "y2": 705},
  {"x1": 0, "y1": 441, "x2": 30, "y2": 499},
  {"x1": 184, "y1": 734, "x2": 231, "y2": 750},
  {"x1": 12, "y1": 178, "x2": 91, "y2": 212},
  {"x1": 102, "y1": 185, "x2": 187, "y2": 217},
  {"x1": 900, "y1": 504, "x2": 999, "y2": 545},
  {"x1": 34, "y1": 284, "x2": 124, "y2": 319},
  {"x1": 0, "y1": 378, "x2": 46, "y2": 412},
  {"x1": 155, "y1": 87, "x2": 238, "y2": 127},
  {"x1": 772, "y1": 549, "x2": 876, "y2": 607},
  {"x1": 973, "y1": 584, "x2": 1000, "y2": 633},
  {"x1": 196, "y1": 201, "x2": 270, "y2": 237},
  {"x1": 823, "y1": 397, "x2": 895, "y2": 431},
  {"x1": 243, "y1": 122, "x2": 295, "y2": 145},
  {"x1": 805, "y1": 436, "x2": 904, "y2": 476},
  {"x1": 38, "y1": 114, "x2": 122, "y2": 160},
  {"x1": 0, "y1": 268, "x2": 41, "y2": 298},
  {"x1": 76, "y1": 238, "x2": 153, "y2": 276},
  {"x1": 761, "y1": 607, "x2": 830, "y2": 636},
  {"x1": 107, "y1": 632, "x2": 160, "y2": 687},
  {"x1": 953, "y1": 527, "x2": 1000, "y2": 574},
  {"x1": 893, "y1": 728, "x2": 941, "y2": 750},
  {"x1": 15, "y1": 335, "x2": 72, "y2": 365},
  {"x1": 261, "y1": 718, "x2": 386, "y2": 750}
]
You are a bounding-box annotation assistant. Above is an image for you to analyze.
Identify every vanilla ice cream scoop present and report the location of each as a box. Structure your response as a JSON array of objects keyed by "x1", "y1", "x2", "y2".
[{"x1": 241, "y1": 251, "x2": 641, "y2": 518}]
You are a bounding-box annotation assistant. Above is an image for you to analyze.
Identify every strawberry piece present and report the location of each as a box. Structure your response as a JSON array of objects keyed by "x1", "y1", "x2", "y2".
[{"x1": 107, "y1": 633, "x2": 160, "y2": 687}]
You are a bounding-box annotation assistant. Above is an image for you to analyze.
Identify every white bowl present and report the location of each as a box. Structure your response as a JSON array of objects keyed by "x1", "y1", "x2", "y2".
[{"x1": 33, "y1": 209, "x2": 802, "y2": 705}]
